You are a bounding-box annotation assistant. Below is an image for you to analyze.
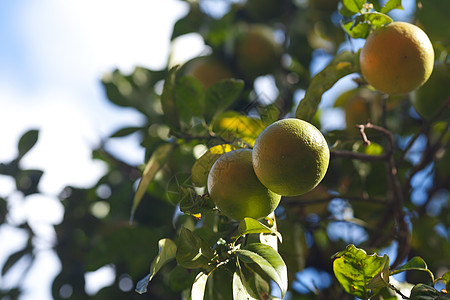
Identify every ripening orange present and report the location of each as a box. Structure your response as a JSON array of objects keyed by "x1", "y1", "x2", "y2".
[{"x1": 359, "y1": 22, "x2": 434, "y2": 95}]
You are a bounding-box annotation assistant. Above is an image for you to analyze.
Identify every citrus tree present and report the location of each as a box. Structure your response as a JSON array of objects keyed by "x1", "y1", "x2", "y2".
[{"x1": 1, "y1": 0, "x2": 449, "y2": 299}]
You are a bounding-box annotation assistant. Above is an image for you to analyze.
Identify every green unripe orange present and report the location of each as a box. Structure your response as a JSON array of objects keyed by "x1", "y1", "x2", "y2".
[
  {"x1": 207, "y1": 149, "x2": 281, "y2": 220},
  {"x1": 235, "y1": 25, "x2": 280, "y2": 80},
  {"x1": 183, "y1": 56, "x2": 233, "y2": 89},
  {"x1": 252, "y1": 118, "x2": 330, "y2": 197}
]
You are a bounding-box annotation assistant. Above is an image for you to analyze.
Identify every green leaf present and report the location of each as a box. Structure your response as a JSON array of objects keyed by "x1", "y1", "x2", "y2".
[
  {"x1": 131, "y1": 143, "x2": 175, "y2": 221},
  {"x1": 363, "y1": 12, "x2": 393, "y2": 28},
  {"x1": 390, "y1": 256, "x2": 435, "y2": 282},
  {"x1": 1, "y1": 246, "x2": 32, "y2": 276},
  {"x1": 233, "y1": 271, "x2": 253, "y2": 300},
  {"x1": 380, "y1": 0, "x2": 403, "y2": 14},
  {"x1": 238, "y1": 262, "x2": 270, "y2": 299},
  {"x1": 237, "y1": 218, "x2": 282, "y2": 244},
  {"x1": 109, "y1": 126, "x2": 142, "y2": 138},
  {"x1": 342, "y1": 0, "x2": 366, "y2": 13},
  {"x1": 17, "y1": 129, "x2": 39, "y2": 159},
  {"x1": 174, "y1": 76, "x2": 205, "y2": 125},
  {"x1": 135, "y1": 238, "x2": 177, "y2": 294},
  {"x1": 176, "y1": 227, "x2": 216, "y2": 269},
  {"x1": 342, "y1": 19, "x2": 371, "y2": 39},
  {"x1": 169, "y1": 265, "x2": 197, "y2": 292},
  {"x1": 204, "y1": 79, "x2": 244, "y2": 123},
  {"x1": 191, "y1": 272, "x2": 209, "y2": 300},
  {"x1": 410, "y1": 283, "x2": 449, "y2": 300},
  {"x1": 179, "y1": 188, "x2": 216, "y2": 215},
  {"x1": 161, "y1": 66, "x2": 181, "y2": 130},
  {"x1": 236, "y1": 243, "x2": 288, "y2": 297},
  {"x1": 365, "y1": 255, "x2": 390, "y2": 290},
  {"x1": 440, "y1": 271, "x2": 450, "y2": 292},
  {"x1": 191, "y1": 144, "x2": 239, "y2": 187},
  {"x1": 295, "y1": 51, "x2": 359, "y2": 121},
  {"x1": 332, "y1": 244, "x2": 386, "y2": 299}
]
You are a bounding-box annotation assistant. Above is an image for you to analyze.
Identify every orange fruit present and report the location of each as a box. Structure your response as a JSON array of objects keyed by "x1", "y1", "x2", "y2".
[
  {"x1": 183, "y1": 56, "x2": 233, "y2": 89},
  {"x1": 252, "y1": 118, "x2": 330, "y2": 196},
  {"x1": 235, "y1": 25, "x2": 280, "y2": 80},
  {"x1": 207, "y1": 149, "x2": 281, "y2": 220},
  {"x1": 359, "y1": 22, "x2": 434, "y2": 95}
]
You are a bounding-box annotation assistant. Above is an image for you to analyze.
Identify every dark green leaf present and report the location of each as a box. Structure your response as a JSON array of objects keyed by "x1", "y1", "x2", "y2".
[
  {"x1": 135, "y1": 238, "x2": 177, "y2": 294},
  {"x1": 390, "y1": 257, "x2": 434, "y2": 282},
  {"x1": 237, "y1": 218, "x2": 282, "y2": 244},
  {"x1": 16, "y1": 169, "x2": 43, "y2": 195},
  {"x1": 176, "y1": 227, "x2": 216, "y2": 269},
  {"x1": 179, "y1": 188, "x2": 216, "y2": 215},
  {"x1": 131, "y1": 143, "x2": 175, "y2": 221},
  {"x1": 295, "y1": 51, "x2": 359, "y2": 121},
  {"x1": 2, "y1": 247, "x2": 32, "y2": 276},
  {"x1": 342, "y1": 0, "x2": 366, "y2": 13},
  {"x1": 332, "y1": 244, "x2": 386, "y2": 299},
  {"x1": 109, "y1": 126, "x2": 142, "y2": 138},
  {"x1": 236, "y1": 243, "x2": 287, "y2": 297},
  {"x1": 410, "y1": 283, "x2": 449, "y2": 300},
  {"x1": 204, "y1": 79, "x2": 244, "y2": 123},
  {"x1": 169, "y1": 266, "x2": 198, "y2": 292},
  {"x1": 174, "y1": 76, "x2": 205, "y2": 124},
  {"x1": 161, "y1": 66, "x2": 181, "y2": 130},
  {"x1": 380, "y1": 0, "x2": 403, "y2": 14},
  {"x1": 17, "y1": 129, "x2": 39, "y2": 159}
]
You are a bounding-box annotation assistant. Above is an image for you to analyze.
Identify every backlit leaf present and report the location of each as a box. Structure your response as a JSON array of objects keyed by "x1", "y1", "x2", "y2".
[
  {"x1": 191, "y1": 144, "x2": 239, "y2": 187},
  {"x1": 131, "y1": 143, "x2": 175, "y2": 221},
  {"x1": 135, "y1": 238, "x2": 177, "y2": 294},
  {"x1": 332, "y1": 244, "x2": 386, "y2": 299},
  {"x1": 380, "y1": 0, "x2": 403, "y2": 14},
  {"x1": 440, "y1": 271, "x2": 450, "y2": 292},
  {"x1": 237, "y1": 217, "x2": 282, "y2": 244},
  {"x1": 342, "y1": 0, "x2": 366, "y2": 13},
  {"x1": 212, "y1": 111, "x2": 267, "y2": 146},
  {"x1": 296, "y1": 51, "x2": 359, "y2": 121}
]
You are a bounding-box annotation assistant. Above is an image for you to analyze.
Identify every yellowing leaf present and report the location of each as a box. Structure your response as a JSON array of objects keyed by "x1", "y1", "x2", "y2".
[
  {"x1": 191, "y1": 144, "x2": 239, "y2": 186},
  {"x1": 212, "y1": 111, "x2": 267, "y2": 146}
]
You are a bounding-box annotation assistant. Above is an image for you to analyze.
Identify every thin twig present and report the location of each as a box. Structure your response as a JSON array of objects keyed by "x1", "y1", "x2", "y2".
[
  {"x1": 331, "y1": 149, "x2": 388, "y2": 161},
  {"x1": 357, "y1": 122, "x2": 410, "y2": 268}
]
